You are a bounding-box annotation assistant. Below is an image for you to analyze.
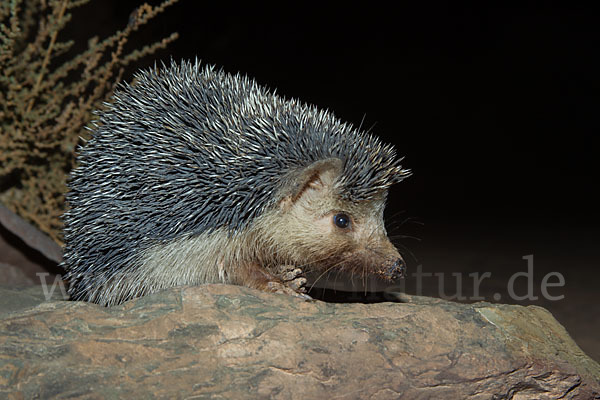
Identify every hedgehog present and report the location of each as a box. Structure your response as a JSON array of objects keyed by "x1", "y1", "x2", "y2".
[{"x1": 61, "y1": 59, "x2": 411, "y2": 306}]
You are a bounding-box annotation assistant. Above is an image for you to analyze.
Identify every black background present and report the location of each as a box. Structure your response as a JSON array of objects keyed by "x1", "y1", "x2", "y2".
[{"x1": 66, "y1": 2, "x2": 598, "y2": 358}]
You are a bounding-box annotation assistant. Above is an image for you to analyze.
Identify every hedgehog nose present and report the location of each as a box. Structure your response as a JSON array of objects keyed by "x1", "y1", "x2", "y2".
[{"x1": 386, "y1": 257, "x2": 406, "y2": 280}]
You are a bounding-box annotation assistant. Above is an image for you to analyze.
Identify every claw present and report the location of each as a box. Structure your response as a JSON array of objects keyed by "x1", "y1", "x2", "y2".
[
  {"x1": 288, "y1": 277, "x2": 307, "y2": 291},
  {"x1": 267, "y1": 281, "x2": 313, "y2": 301},
  {"x1": 281, "y1": 268, "x2": 304, "y2": 282}
]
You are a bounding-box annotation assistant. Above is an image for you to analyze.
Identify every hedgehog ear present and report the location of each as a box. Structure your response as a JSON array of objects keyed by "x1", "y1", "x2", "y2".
[{"x1": 278, "y1": 158, "x2": 343, "y2": 210}]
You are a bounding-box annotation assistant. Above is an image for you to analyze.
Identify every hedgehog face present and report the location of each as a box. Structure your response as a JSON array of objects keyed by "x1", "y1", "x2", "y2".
[{"x1": 258, "y1": 158, "x2": 405, "y2": 286}]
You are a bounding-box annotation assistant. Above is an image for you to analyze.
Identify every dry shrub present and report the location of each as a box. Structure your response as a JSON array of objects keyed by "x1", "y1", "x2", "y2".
[{"x1": 0, "y1": 0, "x2": 179, "y2": 245}]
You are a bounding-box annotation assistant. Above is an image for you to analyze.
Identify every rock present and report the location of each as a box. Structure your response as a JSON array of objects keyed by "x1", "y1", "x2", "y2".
[
  {"x1": 0, "y1": 204, "x2": 63, "y2": 286},
  {"x1": 0, "y1": 204, "x2": 62, "y2": 264},
  {"x1": 0, "y1": 262, "x2": 36, "y2": 286},
  {"x1": 0, "y1": 284, "x2": 598, "y2": 399}
]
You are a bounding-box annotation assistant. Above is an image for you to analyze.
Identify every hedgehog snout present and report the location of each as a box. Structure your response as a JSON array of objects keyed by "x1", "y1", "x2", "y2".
[{"x1": 384, "y1": 256, "x2": 406, "y2": 280}]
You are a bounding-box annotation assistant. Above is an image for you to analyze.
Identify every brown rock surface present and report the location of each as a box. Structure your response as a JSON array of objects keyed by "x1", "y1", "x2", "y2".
[{"x1": 0, "y1": 284, "x2": 598, "y2": 399}]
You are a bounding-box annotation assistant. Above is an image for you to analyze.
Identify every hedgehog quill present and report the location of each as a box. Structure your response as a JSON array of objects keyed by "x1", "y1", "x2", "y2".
[{"x1": 62, "y1": 59, "x2": 411, "y2": 306}]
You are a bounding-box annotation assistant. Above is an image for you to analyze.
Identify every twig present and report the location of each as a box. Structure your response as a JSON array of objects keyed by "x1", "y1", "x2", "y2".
[{"x1": 26, "y1": 0, "x2": 68, "y2": 113}]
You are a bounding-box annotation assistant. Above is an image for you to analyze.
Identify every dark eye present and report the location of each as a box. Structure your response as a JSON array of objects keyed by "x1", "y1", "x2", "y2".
[{"x1": 333, "y1": 213, "x2": 351, "y2": 229}]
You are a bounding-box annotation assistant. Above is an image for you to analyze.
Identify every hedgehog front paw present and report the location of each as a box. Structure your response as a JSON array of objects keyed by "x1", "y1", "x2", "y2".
[
  {"x1": 271, "y1": 265, "x2": 312, "y2": 300},
  {"x1": 277, "y1": 265, "x2": 307, "y2": 291},
  {"x1": 267, "y1": 281, "x2": 313, "y2": 300}
]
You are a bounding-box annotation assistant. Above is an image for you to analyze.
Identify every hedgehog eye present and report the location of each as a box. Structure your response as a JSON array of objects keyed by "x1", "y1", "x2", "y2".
[{"x1": 333, "y1": 213, "x2": 351, "y2": 229}]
